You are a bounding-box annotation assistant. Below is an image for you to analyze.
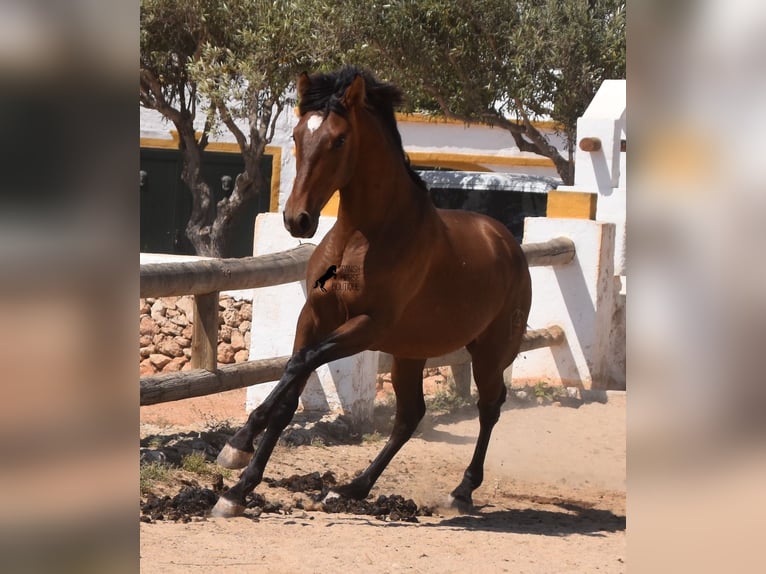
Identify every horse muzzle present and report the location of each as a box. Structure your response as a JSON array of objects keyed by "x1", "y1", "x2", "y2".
[{"x1": 283, "y1": 209, "x2": 318, "y2": 238}]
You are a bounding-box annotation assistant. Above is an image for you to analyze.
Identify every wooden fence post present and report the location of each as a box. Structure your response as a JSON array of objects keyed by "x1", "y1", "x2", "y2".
[
  {"x1": 191, "y1": 291, "x2": 219, "y2": 371},
  {"x1": 450, "y1": 363, "x2": 473, "y2": 399}
]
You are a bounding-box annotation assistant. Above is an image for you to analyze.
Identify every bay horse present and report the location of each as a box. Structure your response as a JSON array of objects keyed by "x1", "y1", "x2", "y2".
[{"x1": 211, "y1": 66, "x2": 531, "y2": 517}]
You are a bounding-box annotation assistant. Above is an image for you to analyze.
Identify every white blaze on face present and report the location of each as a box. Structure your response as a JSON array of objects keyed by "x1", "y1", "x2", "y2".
[{"x1": 306, "y1": 114, "x2": 324, "y2": 134}]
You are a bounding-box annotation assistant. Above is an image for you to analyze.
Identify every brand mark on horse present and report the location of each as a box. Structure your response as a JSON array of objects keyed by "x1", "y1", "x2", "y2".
[{"x1": 312, "y1": 265, "x2": 337, "y2": 292}]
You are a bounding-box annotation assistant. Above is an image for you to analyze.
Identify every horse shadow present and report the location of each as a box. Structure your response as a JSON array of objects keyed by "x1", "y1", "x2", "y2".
[
  {"x1": 424, "y1": 502, "x2": 626, "y2": 536},
  {"x1": 411, "y1": 399, "x2": 583, "y2": 446}
]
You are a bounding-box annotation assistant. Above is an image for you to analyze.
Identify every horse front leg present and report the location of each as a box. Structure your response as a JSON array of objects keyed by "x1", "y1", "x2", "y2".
[
  {"x1": 211, "y1": 373, "x2": 309, "y2": 517},
  {"x1": 216, "y1": 352, "x2": 310, "y2": 469},
  {"x1": 216, "y1": 304, "x2": 324, "y2": 470},
  {"x1": 211, "y1": 314, "x2": 380, "y2": 517}
]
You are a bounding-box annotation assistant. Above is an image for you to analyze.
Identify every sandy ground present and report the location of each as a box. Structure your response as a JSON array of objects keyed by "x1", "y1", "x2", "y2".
[{"x1": 140, "y1": 388, "x2": 626, "y2": 573}]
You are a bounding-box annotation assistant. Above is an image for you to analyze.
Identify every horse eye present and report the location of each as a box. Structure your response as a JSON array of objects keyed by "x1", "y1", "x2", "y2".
[{"x1": 333, "y1": 135, "x2": 346, "y2": 149}]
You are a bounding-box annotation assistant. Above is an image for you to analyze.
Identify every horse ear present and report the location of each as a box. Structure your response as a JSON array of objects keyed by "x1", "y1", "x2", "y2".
[
  {"x1": 297, "y1": 72, "x2": 310, "y2": 100},
  {"x1": 342, "y1": 74, "x2": 366, "y2": 109}
]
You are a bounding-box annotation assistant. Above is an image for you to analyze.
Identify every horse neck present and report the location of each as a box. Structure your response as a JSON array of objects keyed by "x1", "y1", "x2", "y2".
[{"x1": 337, "y1": 118, "x2": 433, "y2": 236}]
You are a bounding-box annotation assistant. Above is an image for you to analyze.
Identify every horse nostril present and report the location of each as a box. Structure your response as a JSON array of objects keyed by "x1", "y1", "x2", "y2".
[{"x1": 297, "y1": 211, "x2": 312, "y2": 234}]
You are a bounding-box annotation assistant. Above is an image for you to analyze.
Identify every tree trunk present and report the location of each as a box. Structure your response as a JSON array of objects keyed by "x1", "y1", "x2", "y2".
[{"x1": 175, "y1": 122, "x2": 266, "y2": 258}]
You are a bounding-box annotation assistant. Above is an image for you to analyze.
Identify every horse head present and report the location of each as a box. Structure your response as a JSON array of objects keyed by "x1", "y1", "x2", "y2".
[{"x1": 283, "y1": 72, "x2": 366, "y2": 238}]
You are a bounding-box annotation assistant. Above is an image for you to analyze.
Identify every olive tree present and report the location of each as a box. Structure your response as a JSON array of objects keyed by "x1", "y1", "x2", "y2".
[
  {"x1": 140, "y1": 0, "x2": 333, "y2": 256},
  {"x1": 328, "y1": 0, "x2": 625, "y2": 184}
]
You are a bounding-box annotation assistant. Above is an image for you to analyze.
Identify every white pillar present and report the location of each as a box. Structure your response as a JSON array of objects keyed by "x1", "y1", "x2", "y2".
[{"x1": 512, "y1": 217, "x2": 616, "y2": 390}]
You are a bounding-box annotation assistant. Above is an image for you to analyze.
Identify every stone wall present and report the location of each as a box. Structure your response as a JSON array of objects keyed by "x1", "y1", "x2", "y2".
[{"x1": 139, "y1": 295, "x2": 252, "y2": 376}]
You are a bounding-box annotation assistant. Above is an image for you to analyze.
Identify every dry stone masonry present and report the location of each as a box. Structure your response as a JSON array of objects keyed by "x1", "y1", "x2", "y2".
[{"x1": 139, "y1": 295, "x2": 252, "y2": 376}]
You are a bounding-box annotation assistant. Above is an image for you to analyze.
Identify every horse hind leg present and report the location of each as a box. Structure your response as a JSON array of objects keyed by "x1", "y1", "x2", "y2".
[
  {"x1": 449, "y1": 365, "x2": 507, "y2": 511},
  {"x1": 330, "y1": 357, "x2": 426, "y2": 500},
  {"x1": 450, "y1": 310, "x2": 526, "y2": 510}
]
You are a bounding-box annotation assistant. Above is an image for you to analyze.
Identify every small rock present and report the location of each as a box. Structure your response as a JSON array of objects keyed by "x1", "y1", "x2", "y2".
[
  {"x1": 176, "y1": 296, "x2": 194, "y2": 320},
  {"x1": 234, "y1": 350, "x2": 249, "y2": 362},
  {"x1": 221, "y1": 308, "x2": 239, "y2": 327},
  {"x1": 170, "y1": 314, "x2": 189, "y2": 327},
  {"x1": 140, "y1": 449, "x2": 167, "y2": 464},
  {"x1": 217, "y1": 343, "x2": 235, "y2": 364},
  {"x1": 159, "y1": 322, "x2": 182, "y2": 337},
  {"x1": 140, "y1": 358, "x2": 157, "y2": 376},
  {"x1": 566, "y1": 386, "x2": 582, "y2": 400},
  {"x1": 163, "y1": 357, "x2": 187, "y2": 372},
  {"x1": 230, "y1": 330, "x2": 246, "y2": 352},
  {"x1": 140, "y1": 316, "x2": 158, "y2": 336},
  {"x1": 149, "y1": 354, "x2": 172, "y2": 369},
  {"x1": 150, "y1": 300, "x2": 167, "y2": 320},
  {"x1": 238, "y1": 306, "x2": 252, "y2": 322},
  {"x1": 157, "y1": 339, "x2": 184, "y2": 358},
  {"x1": 219, "y1": 324, "x2": 233, "y2": 343},
  {"x1": 238, "y1": 320, "x2": 251, "y2": 333}
]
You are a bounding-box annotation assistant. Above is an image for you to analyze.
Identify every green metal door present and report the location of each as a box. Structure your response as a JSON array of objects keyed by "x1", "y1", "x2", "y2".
[{"x1": 140, "y1": 148, "x2": 272, "y2": 257}]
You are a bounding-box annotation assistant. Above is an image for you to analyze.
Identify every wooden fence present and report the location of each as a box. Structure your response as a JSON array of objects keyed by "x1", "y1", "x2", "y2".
[{"x1": 140, "y1": 237, "x2": 574, "y2": 406}]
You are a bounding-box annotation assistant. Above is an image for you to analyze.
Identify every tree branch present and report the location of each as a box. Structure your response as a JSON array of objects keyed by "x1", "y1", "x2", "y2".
[
  {"x1": 216, "y1": 99, "x2": 248, "y2": 154},
  {"x1": 513, "y1": 97, "x2": 572, "y2": 183},
  {"x1": 140, "y1": 69, "x2": 182, "y2": 125}
]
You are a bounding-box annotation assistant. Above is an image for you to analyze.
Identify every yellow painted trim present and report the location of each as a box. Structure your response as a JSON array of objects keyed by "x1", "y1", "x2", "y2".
[
  {"x1": 546, "y1": 190, "x2": 597, "y2": 220},
  {"x1": 406, "y1": 150, "x2": 555, "y2": 170},
  {"x1": 140, "y1": 135, "x2": 283, "y2": 213},
  {"x1": 396, "y1": 112, "x2": 563, "y2": 131},
  {"x1": 320, "y1": 191, "x2": 341, "y2": 217},
  {"x1": 267, "y1": 145, "x2": 281, "y2": 213},
  {"x1": 140, "y1": 135, "x2": 181, "y2": 149}
]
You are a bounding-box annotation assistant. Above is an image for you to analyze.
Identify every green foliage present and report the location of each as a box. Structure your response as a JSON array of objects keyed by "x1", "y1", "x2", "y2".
[
  {"x1": 424, "y1": 375, "x2": 472, "y2": 413},
  {"x1": 182, "y1": 451, "x2": 232, "y2": 479},
  {"x1": 321, "y1": 0, "x2": 626, "y2": 182},
  {"x1": 532, "y1": 380, "x2": 565, "y2": 402},
  {"x1": 362, "y1": 431, "x2": 385, "y2": 443},
  {"x1": 140, "y1": 461, "x2": 172, "y2": 494},
  {"x1": 141, "y1": 0, "x2": 339, "y2": 134}
]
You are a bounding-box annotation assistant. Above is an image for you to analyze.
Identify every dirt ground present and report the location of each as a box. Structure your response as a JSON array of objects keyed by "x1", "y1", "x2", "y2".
[{"x1": 140, "y1": 387, "x2": 626, "y2": 574}]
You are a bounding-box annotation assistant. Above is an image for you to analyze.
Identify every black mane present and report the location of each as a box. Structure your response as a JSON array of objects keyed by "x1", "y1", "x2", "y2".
[{"x1": 299, "y1": 66, "x2": 427, "y2": 190}]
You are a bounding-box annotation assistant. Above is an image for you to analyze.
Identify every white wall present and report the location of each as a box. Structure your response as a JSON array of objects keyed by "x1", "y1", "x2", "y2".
[{"x1": 140, "y1": 105, "x2": 565, "y2": 212}]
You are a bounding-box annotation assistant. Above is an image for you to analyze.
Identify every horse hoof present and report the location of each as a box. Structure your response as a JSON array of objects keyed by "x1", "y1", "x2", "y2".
[
  {"x1": 448, "y1": 494, "x2": 474, "y2": 514},
  {"x1": 322, "y1": 490, "x2": 341, "y2": 503},
  {"x1": 329, "y1": 481, "x2": 370, "y2": 501},
  {"x1": 210, "y1": 496, "x2": 246, "y2": 518},
  {"x1": 216, "y1": 444, "x2": 253, "y2": 469}
]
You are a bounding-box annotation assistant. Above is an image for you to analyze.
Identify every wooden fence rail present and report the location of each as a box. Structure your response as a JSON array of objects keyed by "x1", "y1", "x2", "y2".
[
  {"x1": 140, "y1": 244, "x2": 315, "y2": 298},
  {"x1": 524, "y1": 237, "x2": 575, "y2": 267},
  {"x1": 139, "y1": 237, "x2": 575, "y2": 405},
  {"x1": 141, "y1": 356, "x2": 290, "y2": 406}
]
